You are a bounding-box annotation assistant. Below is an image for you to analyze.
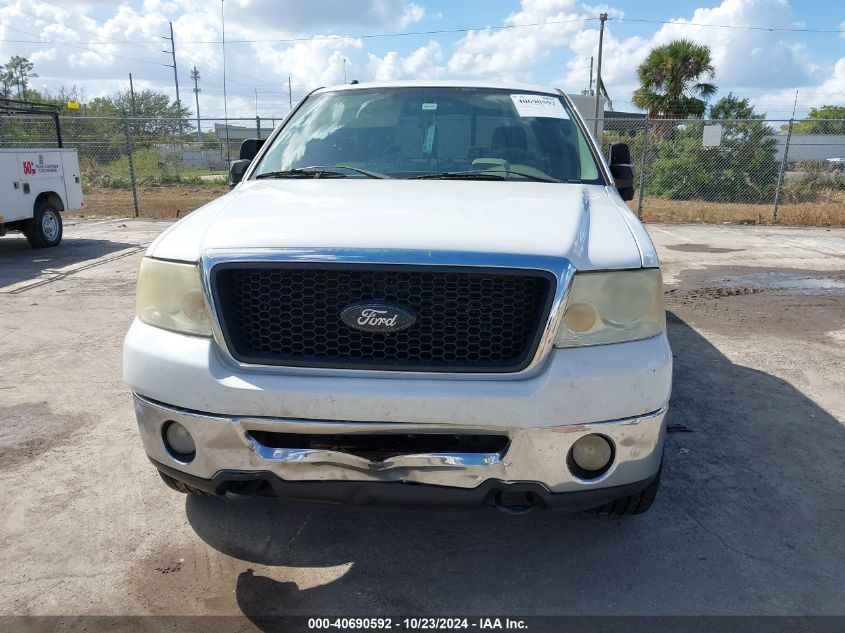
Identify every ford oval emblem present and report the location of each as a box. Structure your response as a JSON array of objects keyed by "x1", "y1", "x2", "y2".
[{"x1": 340, "y1": 302, "x2": 417, "y2": 333}]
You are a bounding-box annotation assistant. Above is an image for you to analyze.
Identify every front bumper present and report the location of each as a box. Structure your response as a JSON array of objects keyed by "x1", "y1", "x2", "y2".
[
  {"x1": 134, "y1": 394, "x2": 667, "y2": 503},
  {"x1": 153, "y1": 459, "x2": 661, "y2": 512}
]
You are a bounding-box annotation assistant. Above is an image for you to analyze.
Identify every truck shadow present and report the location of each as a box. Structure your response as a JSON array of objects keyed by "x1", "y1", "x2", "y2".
[
  {"x1": 185, "y1": 312, "x2": 845, "y2": 619},
  {"x1": 0, "y1": 234, "x2": 135, "y2": 289}
]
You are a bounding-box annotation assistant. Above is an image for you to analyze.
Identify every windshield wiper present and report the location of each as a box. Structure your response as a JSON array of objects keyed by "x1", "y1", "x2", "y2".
[
  {"x1": 505, "y1": 168, "x2": 562, "y2": 183},
  {"x1": 410, "y1": 169, "x2": 563, "y2": 183},
  {"x1": 255, "y1": 165, "x2": 391, "y2": 180},
  {"x1": 410, "y1": 171, "x2": 506, "y2": 180}
]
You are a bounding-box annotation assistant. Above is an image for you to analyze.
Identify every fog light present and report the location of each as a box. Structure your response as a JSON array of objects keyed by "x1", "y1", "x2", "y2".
[
  {"x1": 163, "y1": 421, "x2": 196, "y2": 460},
  {"x1": 570, "y1": 434, "x2": 612, "y2": 474}
]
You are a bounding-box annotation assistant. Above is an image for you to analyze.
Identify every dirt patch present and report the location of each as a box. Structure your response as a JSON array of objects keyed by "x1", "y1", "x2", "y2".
[
  {"x1": 0, "y1": 403, "x2": 86, "y2": 468},
  {"x1": 71, "y1": 186, "x2": 228, "y2": 220}
]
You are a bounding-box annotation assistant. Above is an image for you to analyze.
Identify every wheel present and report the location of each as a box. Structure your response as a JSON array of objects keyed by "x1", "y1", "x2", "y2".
[
  {"x1": 158, "y1": 470, "x2": 212, "y2": 496},
  {"x1": 24, "y1": 204, "x2": 63, "y2": 248},
  {"x1": 587, "y1": 462, "x2": 662, "y2": 516}
]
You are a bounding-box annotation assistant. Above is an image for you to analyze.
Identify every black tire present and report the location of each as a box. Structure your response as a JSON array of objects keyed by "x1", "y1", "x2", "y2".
[
  {"x1": 587, "y1": 463, "x2": 662, "y2": 516},
  {"x1": 24, "y1": 203, "x2": 63, "y2": 248},
  {"x1": 158, "y1": 470, "x2": 212, "y2": 496}
]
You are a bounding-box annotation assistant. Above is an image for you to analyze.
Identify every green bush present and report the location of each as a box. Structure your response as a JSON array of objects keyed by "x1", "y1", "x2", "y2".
[
  {"x1": 782, "y1": 171, "x2": 845, "y2": 203},
  {"x1": 82, "y1": 148, "x2": 226, "y2": 188}
]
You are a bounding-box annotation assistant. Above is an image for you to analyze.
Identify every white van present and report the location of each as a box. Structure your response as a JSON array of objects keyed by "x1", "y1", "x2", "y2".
[{"x1": 0, "y1": 148, "x2": 84, "y2": 248}]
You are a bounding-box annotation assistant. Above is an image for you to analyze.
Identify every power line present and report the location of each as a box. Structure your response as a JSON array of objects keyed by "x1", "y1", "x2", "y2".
[
  {"x1": 11, "y1": 6, "x2": 170, "y2": 55},
  {"x1": 37, "y1": 0, "x2": 155, "y2": 35},
  {"x1": 611, "y1": 17, "x2": 845, "y2": 34},
  {"x1": 174, "y1": 16, "x2": 599, "y2": 44},
  {"x1": 2, "y1": 26, "x2": 171, "y2": 68}
]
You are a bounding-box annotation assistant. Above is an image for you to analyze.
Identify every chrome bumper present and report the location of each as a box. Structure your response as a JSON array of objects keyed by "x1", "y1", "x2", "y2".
[{"x1": 134, "y1": 394, "x2": 667, "y2": 494}]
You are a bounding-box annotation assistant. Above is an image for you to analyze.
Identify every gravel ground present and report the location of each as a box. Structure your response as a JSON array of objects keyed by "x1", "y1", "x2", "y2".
[{"x1": 0, "y1": 219, "x2": 843, "y2": 622}]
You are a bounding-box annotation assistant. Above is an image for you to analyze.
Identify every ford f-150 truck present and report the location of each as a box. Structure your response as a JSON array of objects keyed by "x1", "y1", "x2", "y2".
[{"x1": 123, "y1": 81, "x2": 672, "y2": 515}]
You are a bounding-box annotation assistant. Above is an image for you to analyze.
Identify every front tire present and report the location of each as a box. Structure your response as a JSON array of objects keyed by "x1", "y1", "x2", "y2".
[
  {"x1": 587, "y1": 462, "x2": 662, "y2": 516},
  {"x1": 24, "y1": 204, "x2": 63, "y2": 248}
]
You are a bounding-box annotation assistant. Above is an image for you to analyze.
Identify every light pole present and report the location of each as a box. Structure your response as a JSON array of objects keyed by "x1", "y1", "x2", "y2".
[
  {"x1": 190, "y1": 66, "x2": 201, "y2": 143},
  {"x1": 593, "y1": 12, "x2": 607, "y2": 137},
  {"x1": 221, "y1": 0, "x2": 230, "y2": 165}
]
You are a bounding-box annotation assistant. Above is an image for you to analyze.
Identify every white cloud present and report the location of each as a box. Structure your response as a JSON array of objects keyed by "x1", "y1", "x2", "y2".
[
  {"x1": 368, "y1": 41, "x2": 445, "y2": 80},
  {"x1": 445, "y1": 0, "x2": 616, "y2": 80},
  {"x1": 225, "y1": 0, "x2": 428, "y2": 34}
]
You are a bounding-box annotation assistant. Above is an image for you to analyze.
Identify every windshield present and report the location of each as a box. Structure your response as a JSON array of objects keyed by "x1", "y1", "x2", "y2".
[{"x1": 252, "y1": 87, "x2": 605, "y2": 183}]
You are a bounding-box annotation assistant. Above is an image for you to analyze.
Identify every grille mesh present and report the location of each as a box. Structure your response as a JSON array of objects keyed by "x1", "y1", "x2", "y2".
[{"x1": 213, "y1": 265, "x2": 553, "y2": 372}]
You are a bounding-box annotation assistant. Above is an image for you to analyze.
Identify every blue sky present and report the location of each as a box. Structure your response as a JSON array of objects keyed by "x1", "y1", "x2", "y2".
[{"x1": 1, "y1": 0, "x2": 843, "y2": 118}]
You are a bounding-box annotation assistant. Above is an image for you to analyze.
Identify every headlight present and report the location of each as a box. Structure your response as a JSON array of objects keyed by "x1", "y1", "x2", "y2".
[
  {"x1": 136, "y1": 258, "x2": 212, "y2": 336},
  {"x1": 554, "y1": 269, "x2": 664, "y2": 348}
]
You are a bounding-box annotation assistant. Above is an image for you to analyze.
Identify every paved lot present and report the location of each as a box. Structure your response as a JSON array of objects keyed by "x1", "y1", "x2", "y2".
[{"x1": 1, "y1": 219, "x2": 844, "y2": 621}]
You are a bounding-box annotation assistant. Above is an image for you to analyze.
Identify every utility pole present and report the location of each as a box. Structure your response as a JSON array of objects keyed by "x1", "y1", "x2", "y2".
[
  {"x1": 221, "y1": 0, "x2": 230, "y2": 165},
  {"x1": 593, "y1": 12, "x2": 607, "y2": 137},
  {"x1": 772, "y1": 90, "x2": 799, "y2": 224},
  {"x1": 167, "y1": 22, "x2": 182, "y2": 130},
  {"x1": 190, "y1": 66, "x2": 201, "y2": 143},
  {"x1": 128, "y1": 73, "x2": 137, "y2": 117},
  {"x1": 288, "y1": 76, "x2": 292, "y2": 109},
  {"x1": 588, "y1": 56, "x2": 594, "y2": 95}
]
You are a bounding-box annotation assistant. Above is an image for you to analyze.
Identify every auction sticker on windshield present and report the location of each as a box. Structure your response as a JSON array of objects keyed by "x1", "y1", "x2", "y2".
[{"x1": 510, "y1": 94, "x2": 569, "y2": 119}]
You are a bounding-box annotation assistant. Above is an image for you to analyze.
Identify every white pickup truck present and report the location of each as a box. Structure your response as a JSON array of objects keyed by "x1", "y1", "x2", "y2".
[
  {"x1": 124, "y1": 81, "x2": 672, "y2": 515},
  {"x1": 0, "y1": 148, "x2": 83, "y2": 247}
]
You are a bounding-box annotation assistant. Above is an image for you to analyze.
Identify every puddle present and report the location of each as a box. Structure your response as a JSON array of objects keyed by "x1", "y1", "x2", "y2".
[
  {"x1": 718, "y1": 272, "x2": 845, "y2": 295},
  {"x1": 666, "y1": 243, "x2": 743, "y2": 254}
]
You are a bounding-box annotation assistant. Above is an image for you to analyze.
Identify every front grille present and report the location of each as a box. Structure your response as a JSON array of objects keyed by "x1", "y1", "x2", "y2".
[{"x1": 212, "y1": 264, "x2": 554, "y2": 372}]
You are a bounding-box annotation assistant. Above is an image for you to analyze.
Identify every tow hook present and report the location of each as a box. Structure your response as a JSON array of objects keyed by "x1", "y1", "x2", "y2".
[
  {"x1": 224, "y1": 479, "x2": 265, "y2": 500},
  {"x1": 493, "y1": 491, "x2": 538, "y2": 515}
]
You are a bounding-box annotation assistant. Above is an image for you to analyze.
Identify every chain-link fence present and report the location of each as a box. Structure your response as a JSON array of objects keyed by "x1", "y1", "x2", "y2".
[
  {"x1": 589, "y1": 116, "x2": 845, "y2": 226},
  {"x1": 1, "y1": 113, "x2": 843, "y2": 225}
]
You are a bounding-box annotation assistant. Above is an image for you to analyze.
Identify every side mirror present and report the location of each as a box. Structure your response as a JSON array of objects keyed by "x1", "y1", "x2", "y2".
[
  {"x1": 609, "y1": 141, "x2": 635, "y2": 202},
  {"x1": 229, "y1": 159, "x2": 251, "y2": 186},
  {"x1": 239, "y1": 138, "x2": 266, "y2": 161}
]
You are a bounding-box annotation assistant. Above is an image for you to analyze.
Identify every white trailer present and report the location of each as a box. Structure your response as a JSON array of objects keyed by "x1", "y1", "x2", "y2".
[{"x1": 0, "y1": 148, "x2": 84, "y2": 247}]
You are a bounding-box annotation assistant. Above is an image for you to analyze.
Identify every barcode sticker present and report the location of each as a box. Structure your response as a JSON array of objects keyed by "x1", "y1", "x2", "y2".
[{"x1": 510, "y1": 94, "x2": 569, "y2": 119}]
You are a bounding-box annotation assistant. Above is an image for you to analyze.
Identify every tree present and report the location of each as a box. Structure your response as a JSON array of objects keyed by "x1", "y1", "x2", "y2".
[
  {"x1": 792, "y1": 105, "x2": 845, "y2": 135},
  {"x1": 0, "y1": 63, "x2": 15, "y2": 99},
  {"x1": 108, "y1": 89, "x2": 192, "y2": 136},
  {"x1": 632, "y1": 40, "x2": 716, "y2": 119},
  {"x1": 5, "y1": 56, "x2": 38, "y2": 99}
]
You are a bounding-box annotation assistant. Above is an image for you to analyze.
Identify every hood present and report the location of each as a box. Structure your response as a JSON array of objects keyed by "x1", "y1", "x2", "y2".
[{"x1": 148, "y1": 179, "x2": 647, "y2": 270}]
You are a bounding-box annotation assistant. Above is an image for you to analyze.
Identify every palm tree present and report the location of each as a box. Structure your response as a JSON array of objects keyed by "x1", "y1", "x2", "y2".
[{"x1": 632, "y1": 39, "x2": 716, "y2": 119}]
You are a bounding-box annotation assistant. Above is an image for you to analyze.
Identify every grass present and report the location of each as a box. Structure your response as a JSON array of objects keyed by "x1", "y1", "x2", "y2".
[
  {"x1": 631, "y1": 192, "x2": 845, "y2": 227},
  {"x1": 80, "y1": 148, "x2": 227, "y2": 189}
]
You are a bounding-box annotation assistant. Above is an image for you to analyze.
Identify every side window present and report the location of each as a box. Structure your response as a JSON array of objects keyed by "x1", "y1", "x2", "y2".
[{"x1": 576, "y1": 132, "x2": 599, "y2": 181}]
